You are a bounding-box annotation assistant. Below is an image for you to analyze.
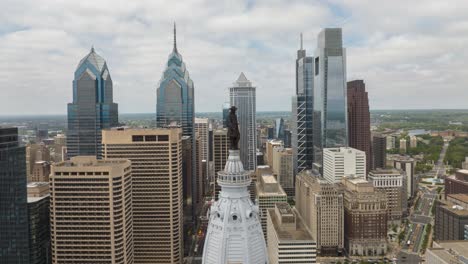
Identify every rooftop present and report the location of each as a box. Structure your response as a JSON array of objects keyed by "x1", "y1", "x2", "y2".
[
  {"x1": 429, "y1": 241, "x2": 468, "y2": 261},
  {"x1": 268, "y1": 204, "x2": 314, "y2": 242},
  {"x1": 448, "y1": 194, "x2": 468, "y2": 204}
]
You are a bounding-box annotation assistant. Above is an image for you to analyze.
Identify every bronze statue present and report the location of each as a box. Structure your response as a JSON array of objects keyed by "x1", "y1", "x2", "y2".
[{"x1": 227, "y1": 106, "x2": 240, "y2": 150}]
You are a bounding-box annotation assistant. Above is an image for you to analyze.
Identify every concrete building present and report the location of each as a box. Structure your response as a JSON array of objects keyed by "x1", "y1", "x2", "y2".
[
  {"x1": 202, "y1": 149, "x2": 268, "y2": 263},
  {"x1": 347, "y1": 80, "x2": 371, "y2": 174},
  {"x1": 372, "y1": 134, "x2": 387, "y2": 170},
  {"x1": 393, "y1": 156, "x2": 416, "y2": 198},
  {"x1": 102, "y1": 128, "x2": 183, "y2": 263},
  {"x1": 323, "y1": 147, "x2": 366, "y2": 183},
  {"x1": 27, "y1": 182, "x2": 51, "y2": 264},
  {"x1": 410, "y1": 136, "x2": 418, "y2": 148},
  {"x1": 256, "y1": 174, "x2": 287, "y2": 240},
  {"x1": 296, "y1": 170, "x2": 344, "y2": 256},
  {"x1": 195, "y1": 119, "x2": 210, "y2": 200},
  {"x1": 342, "y1": 177, "x2": 388, "y2": 256},
  {"x1": 0, "y1": 127, "x2": 30, "y2": 263},
  {"x1": 426, "y1": 240, "x2": 468, "y2": 264},
  {"x1": 435, "y1": 194, "x2": 468, "y2": 241},
  {"x1": 445, "y1": 170, "x2": 468, "y2": 198},
  {"x1": 272, "y1": 147, "x2": 294, "y2": 196},
  {"x1": 31, "y1": 161, "x2": 51, "y2": 182},
  {"x1": 399, "y1": 138, "x2": 407, "y2": 153},
  {"x1": 266, "y1": 139, "x2": 283, "y2": 167},
  {"x1": 212, "y1": 128, "x2": 229, "y2": 198},
  {"x1": 26, "y1": 143, "x2": 51, "y2": 181},
  {"x1": 267, "y1": 203, "x2": 317, "y2": 264},
  {"x1": 50, "y1": 156, "x2": 133, "y2": 264},
  {"x1": 230, "y1": 73, "x2": 257, "y2": 171},
  {"x1": 67, "y1": 47, "x2": 118, "y2": 158},
  {"x1": 386, "y1": 136, "x2": 395, "y2": 150},
  {"x1": 368, "y1": 169, "x2": 407, "y2": 223},
  {"x1": 312, "y1": 28, "x2": 348, "y2": 171}
]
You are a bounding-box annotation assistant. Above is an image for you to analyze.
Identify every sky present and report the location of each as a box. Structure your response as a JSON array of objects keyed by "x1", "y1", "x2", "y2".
[{"x1": 0, "y1": 0, "x2": 467, "y2": 115}]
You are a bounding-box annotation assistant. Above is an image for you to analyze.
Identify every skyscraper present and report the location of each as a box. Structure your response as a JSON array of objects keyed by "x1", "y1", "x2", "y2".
[
  {"x1": 372, "y1": 134, "x2": 387, "y2": 169},
  {"x1": 27, "y1": 182, "x2": 50, "y2": 264},
  {"x1": 0, "y1": 127, "x2": 30, "y2": 263},
  {"x1": 195, "y1": 118, "x2": 209, "y2": 204},
  {"x1": 67, "y1": 47, "x2": 118, "y2": 158},
  {"x1": 347, "y1": 80, "x2": 371, "y2": 174},
  {"x1": 274, "y1": 117, "x2": 285, "y2": 140},
  {"x1": 156, "y1": 24, "x2": 196, "y2": 215},
  {"x1": 229, "y1": 73, "x2": 257, "y2": 171},
  {"x1": 313, "y1": 28, "x2": 348, "y2": 171},
  {"x1": 292, "y1": 33, "x2": 314, "y2": 174},
  {"x1": 323, "y1": 147, "x2": 366, "y2": 183},
  {"x1": 50, "y1": 156, "x2": 133, "y2": 264},
  {"x1": 272, "y1": 147, "x2": 295, "y2": 197},
  {"x1": 102, "y1": 128, "x2": 183, "y2": 263}
]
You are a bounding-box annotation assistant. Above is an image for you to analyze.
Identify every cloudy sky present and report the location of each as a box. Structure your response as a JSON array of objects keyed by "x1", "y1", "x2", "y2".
[{"x1": 0, "y1": 0, "x2": 467, "y2": 115}]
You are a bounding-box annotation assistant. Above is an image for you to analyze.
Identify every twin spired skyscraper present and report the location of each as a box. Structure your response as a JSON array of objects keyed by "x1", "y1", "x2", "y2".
[{"x1": 292, "y1": 28, "x2": 348, "y2": 173}]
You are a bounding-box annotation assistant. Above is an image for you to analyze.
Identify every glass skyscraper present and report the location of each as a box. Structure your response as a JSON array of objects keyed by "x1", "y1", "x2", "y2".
[
  {"x1": 67, "y1": 47, "x2": 118, "y2": 158},
  {"x1": 0, "y1": 127, "x2": 30, "y2": 263},
  {"x1": 292, "y1": 34, "x2": 315, "y2": 175},
  {"x1": 313, "y1": 28, "x2": 348, "y2": 170},
  {"x1": 156, "y1": 24, "x2": 196, "y2": 214}
]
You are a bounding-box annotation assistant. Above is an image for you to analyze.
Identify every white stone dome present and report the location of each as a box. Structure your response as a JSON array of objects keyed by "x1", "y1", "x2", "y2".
[{"x1": 202, "y1": 150, "x2": 268, "y2": 264}]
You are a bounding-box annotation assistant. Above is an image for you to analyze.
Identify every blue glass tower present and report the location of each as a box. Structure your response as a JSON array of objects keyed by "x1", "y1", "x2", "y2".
[
  {"x1": 292, "y1": 33, "x2": 314, "y2": 175},
  {"x1": 67, "y1": 47, "x2": 118, "y2": 158},
  {"x1": 156, "y1": 24, "x2": 196, "y2": 214},
  {"x1": 0, "y1": 127, "x2": 30, "y2": 263},
  {"x1": 313, "y1": 28, "x2": 348, "y2": 171}
]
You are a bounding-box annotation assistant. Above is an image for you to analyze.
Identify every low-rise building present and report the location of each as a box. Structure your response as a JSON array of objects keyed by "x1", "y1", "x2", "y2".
[{"x1": 426, "y1": 240, "x2": 468, "y2": 264}]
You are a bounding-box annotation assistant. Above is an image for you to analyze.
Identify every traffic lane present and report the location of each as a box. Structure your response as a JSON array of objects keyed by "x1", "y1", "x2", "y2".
[
  {"x1": 411, "y1": 215, "x2": 432, "y2": 224},
  {"x1": 397, "y1": 251, "x2": 421, "y2": 263}
]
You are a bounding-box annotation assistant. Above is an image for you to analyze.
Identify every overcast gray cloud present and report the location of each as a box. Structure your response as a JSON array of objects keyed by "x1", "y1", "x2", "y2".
[{"x1": 0, "y1": 0, "x2": 467, "y2": 115}]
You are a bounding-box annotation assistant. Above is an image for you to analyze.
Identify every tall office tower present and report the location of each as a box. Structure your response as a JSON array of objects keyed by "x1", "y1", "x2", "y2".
[
  {"x1": 0, "y1": 127, "x2": 30, "y2": 263},
  {"x1": 386, "y1": 136, "x2": 395, "y2": 150},
  {"x1": 368, "y1": 169, "x2": 407, "y2": 224},
  {"x1": 323, "y1": 147, "x2": 366, "y2": 183},
  {"x1": 275, "y1": 118, "x2": 285, "y2": 139},
  {"x1": 296, "y1": 170, "x2": 344, "y2": 256},
  {"x1": 313, "y1": 28, "x2": 348, "y2": 171},
  {"x1": 212, "y1": 128, "x2": 229, "y2": 198},
  {"x1": 36, "y1": 124, "x2": 49, "y2": 142},
  {"x1": 266, "y1": 139, "x2": 283, "y2": 167},
  {"x1": 222, "y1": 102, "x2": 230, "y2": 128},
  {"x1": 50, "y1": 156, "x2": 133, "y2": 264},
  {"x1": 272, "y1": 147, "x2": 295, "y2": 197},
  {"x1": 393, "y1": 156, "x2": 416, "y2": 198},
  {"x1": 27, "y1": 182, "x2": 51, "y2": 264},
  {"x1": 399, "y1": 138, "x2": 407, "y2": 153},
  {"x1": 102, "y1": 129, "x2": 183, "y2": 263},
  {"x1": 156, "y1": 24, "x2": 196, "y2": 214},
  {"x1": 267, "y1": 203, "x2": 317, "y2": 264},
  {"x1": 267, "y1": 126, "x2": 275, "y2": 139},
  {"x1": 255, "y1": 174, "x2": 287, "y2": 241},
  {"x1": 195, "y1": 118, "x2": 209, "y2": 204},
  {"x1": 229, "y1": 72, "x2": 257, "y2": 171},
  {"x1": 195, "y1": 135, "x2": 207, "y2": 206},
  {"x1": 347, "y1": 80, "x2": 371, "y2": 174},
  {"x1": 202, "y1": 149, "x2": 267, "y2": 263},
  {"x1": 195, "y1": 118, "x2": 209, "y2": 162},
  {"x1": 181, "y1": 136, "x2": 193, "y2": 214},
  {"x1": 67, "y1": 47, "x2": 118, "y2": 158},
  {"x1": 435, "y1": 194, "x2": 468, "y2": 241},
  {"x1": 341, "y1": 177, "x2": 388, "y2": 256},
  {"x1": 372, "y1": 134, "x2": 387, "y2": 169},
  {"x1": 292, "y1": 33, "x2": 314, "y2": 175},
  {"x1": 283, "y1": 129, "x2": 292, "y2": 148}
]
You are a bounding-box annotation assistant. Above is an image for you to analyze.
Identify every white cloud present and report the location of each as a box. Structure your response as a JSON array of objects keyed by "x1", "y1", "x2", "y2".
[{"x1": 0, "y1": 0, "x2": 467, "y2": 115}]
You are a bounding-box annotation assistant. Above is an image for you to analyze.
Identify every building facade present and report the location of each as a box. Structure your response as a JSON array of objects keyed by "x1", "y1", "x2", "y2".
[
  {"x1": 313, "y1": 28, "x2": 348, "y2": 171},
  {"x1": 292, "y1": 34, "x2": 314, "y2": 175},
  {"x1": 267, "y1": 203, "x2": 317, "y2": 264},
  {"x1": 230, "y1": 72, "x2": 257, "y2": 171},
  {"x1": 27, "y1": 182, "x2": 51, "y2": 264},
  {"x1": 323, "y1": 147, "x2": 366, "y2": 183},
  {"x1": 0, "y1": 127, "x2": 30, "y2": 263},
  {"x1": 445, "y1": 170, "x2": 468, "y2": 198},
  {"x1": 102, "y1": 129, "x2": 183, "y2": 263},
  {"x1": 393, "y1": 156, "x2": 416, "y2": 198},
  {"x1": 256, "y1": 174, "x2": 288, "y2": 240},
  {"x1": 296, "y1": 171, "x2": 344, "y2": 256},
  {"x1": 212, "y1": 129, "x2": 229, "y2": 198},
  {"x1": 347, "y1": 80, "x2": 371, "y2": 174},
  {"x1": 342, "y1": 177, "x2": 388, "y2": 256},
  {"x1": 266, "y1": 139, "x2": 283, "y2": 167},
  {"x1": 50, "y1": 156, "x2": 133, "y2": 264},
  {"x1": 372, "y1": 134, "x2": 387, "y2": 170},
  {"x1": 272, "y1": 147, "x2": 295, "y2": 197},
  {"x1": 435, "y1": 194, "x2": 468, "y2": 241},
  {"x1": 67, "y1": 47, "x2": 118, "y2": 158}
]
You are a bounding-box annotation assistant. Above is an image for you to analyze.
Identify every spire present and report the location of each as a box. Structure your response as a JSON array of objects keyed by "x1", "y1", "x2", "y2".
[
  {"x1": 300, "y1": 33, "x2": 303, "y2": 50},
  {"x1": 173, "y1": 22, "x2": 178, "y2": 53}
]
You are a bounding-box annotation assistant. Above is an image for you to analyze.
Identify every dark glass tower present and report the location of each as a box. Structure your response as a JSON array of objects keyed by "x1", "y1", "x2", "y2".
[
  {"x1": 313, "y1": 28, "x2": 348, "y2": 171},
  {"x1": 67, "y1": 47, "x2": 118, "y2": 158},
  {"x1": 292, "y1": 34, "x2": 314, "y2": 175},
  {"x1": 347, "y1": 80, "x2": 371, "y2": 174},
  {"x1": 156, "y1": 24, "x2": 196, "y2": 214},
  {"x1": 0, "y1": 127, "x2": 30, "y2": 263}
]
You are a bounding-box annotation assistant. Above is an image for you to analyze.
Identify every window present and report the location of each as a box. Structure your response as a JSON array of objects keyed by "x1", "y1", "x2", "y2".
[
  {"x1": 132, "y1": 135, "x2": 144, "y2": 142},
  {"x1": 315, "y1": 57, "x2": 319, "y2": 75}
]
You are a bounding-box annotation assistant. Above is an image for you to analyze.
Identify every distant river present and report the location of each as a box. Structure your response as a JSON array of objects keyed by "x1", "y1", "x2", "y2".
[{"x1": 408, "y1": 129, "x2": 430, "y2": 136}]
